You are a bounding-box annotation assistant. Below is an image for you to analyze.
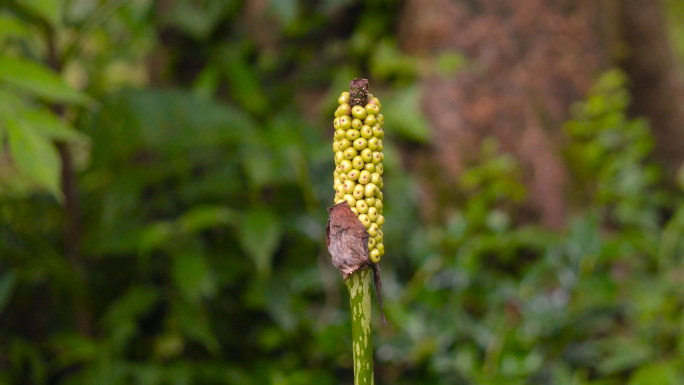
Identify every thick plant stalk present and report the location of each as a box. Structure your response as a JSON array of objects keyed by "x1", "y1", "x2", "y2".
[
  {"x1": 326, "y1": 78, "x2": 385, "y2": 384},
  {"x1": 344, "y1": 268, "x2": 374, "y2": 385}
]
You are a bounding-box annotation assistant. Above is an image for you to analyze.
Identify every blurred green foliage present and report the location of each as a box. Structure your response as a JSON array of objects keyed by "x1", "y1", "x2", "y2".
[{"x1": 2, "y1": 1, "x2": 684, "y2": 385}]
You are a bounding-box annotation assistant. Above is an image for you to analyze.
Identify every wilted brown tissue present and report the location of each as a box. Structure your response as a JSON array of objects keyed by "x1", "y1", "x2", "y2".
[{"x1": 326, "y1": 202, "x2": 386, "y2": 325}]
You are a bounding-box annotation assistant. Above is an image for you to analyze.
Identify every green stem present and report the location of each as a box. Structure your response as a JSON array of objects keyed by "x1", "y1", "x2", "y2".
[{"x1": 344, "y1": 268, "x2": 374, "y2": 385}]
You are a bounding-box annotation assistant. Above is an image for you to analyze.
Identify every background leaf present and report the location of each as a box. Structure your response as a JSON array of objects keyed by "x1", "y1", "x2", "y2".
[
  {"x1": 0, "y1": 271, "x2": 17, "y2": 314},
  {"x1": 238, "y1": 208, "x2": 282, "y2": 277},
  {"x1": 14, "y1": 0, "x2": 62, "y2": 26},
  {"x1": 6, "y1": 117, "x2": 62, "y2": 200},
  {"x1": 0, "y1": 56, "x2": 91, "y2": 106}
]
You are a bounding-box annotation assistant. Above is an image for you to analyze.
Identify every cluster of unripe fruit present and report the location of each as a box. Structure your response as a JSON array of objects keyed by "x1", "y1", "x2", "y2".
[{"x1": 332, "y1": 91, "x2": 385, "y2": 263}]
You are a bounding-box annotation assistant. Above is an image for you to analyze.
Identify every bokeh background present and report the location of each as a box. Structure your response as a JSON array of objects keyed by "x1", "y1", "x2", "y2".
[{"x1": 3, "y1": 0, "x2": 684, "y2": 384}]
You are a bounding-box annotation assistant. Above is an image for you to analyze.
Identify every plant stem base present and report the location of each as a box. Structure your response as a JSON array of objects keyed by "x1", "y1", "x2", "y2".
[{"x1": 344, "y1": 268, "x2": 374, "y2": 385}]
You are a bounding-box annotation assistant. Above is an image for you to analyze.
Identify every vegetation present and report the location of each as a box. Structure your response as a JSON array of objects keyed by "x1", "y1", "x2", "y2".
[{"x1": 2, "y1": 1, "x2": 684, "y2": 384}]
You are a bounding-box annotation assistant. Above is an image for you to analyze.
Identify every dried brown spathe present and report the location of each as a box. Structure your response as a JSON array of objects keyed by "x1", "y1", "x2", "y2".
[
  {"x1": 326, "y1": 201, "x2": 385, "y2": 325},
  {"x1": 326, "y1": 202, "x2": 371, "y2": 278}
]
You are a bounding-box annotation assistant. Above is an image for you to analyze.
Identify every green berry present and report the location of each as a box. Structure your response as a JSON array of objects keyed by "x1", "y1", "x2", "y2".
[
  {"x1": 343, "y1": 180, "x2": 356, "y2": 194},
  {"x1": 338, "y1": 103, "x2": 351, "y2": 117},
  {"x1": 333, "y1": 141, "x2": 339, "y2": 152},
  {"x1": 352, "y1": 105, "x2": 367, "y2": 120},
  {"x1": 360, "y1": 125, "x2": 373, "y2": 139},
  {"x1": 358, "y1": 214, "x2": 371, "y2": 229},
  {"x1": 365, "y1": 197, "x2": 376, "y2": 207},
  {"x1": 364, "y1": 183, "x2": 377, "y2": 198},
  {"x1": 351, "y1": 119, "x2": 363, "y2": 130},
  {"x1": 363, "y1": 162, "x2": 375, "y2": 172},
  {"x1": 347, "y1": 169, "x2": 360, "y2": 181},
  {"x1": 339, "y1": 159, "x2": 353, "y2": 173},
  {"x1": 368, "y1": 97, "x2": 381, "y2": 109},
  {"x1": 343, "y1": 194, "x2": 357, "y2": 208},
  {"x1": 374, "y1": 199, "x2": 383, "y2": 211},
  {"x1": 339, "y1": 116, "x2": 352, "y2": 130},
  {"x1": 335, "y1": 151, "x2": 344, "y2": 164},
  {"x1": 338, "y1": 92, "x2": 350, "y2": 105},
  {"x1": 367, "y1": 223, "x2": 379, "y2": 237},
  {"x1": 343, "y1": 147, "x2": 358, "y2": 160},
  {"x1": 376, "y1": 214, "x2": 385, "y2": 226},
  {"x1": 377, "y1": 139, "x2": 383, "y2": 151},
  {"x1": 352, "y1": 156, "x2": 365, "y2": 169},
  {"x1": 372, "y1": 124, "x2": 383, "y2": 139},
  {"x1": 354, "y1": 186, "x2": 367, "y2": 203},
  {"x1": 335, "y1": 129, "x2": 347, "y2": 140},
  {"x1": 367, "y1": 207, "x2": 379, "y2": 222},
  {"x1": 356, "y1": 200, "x2": 369, "y2": 214},
  {"x1": 368, "y1": 237, "x2": 376, "y2": 249},
  {"x1": 365, "y1": 103, "x2": 380, "y2": 116},
  {"x1": 370, "y1": 172, "x2": 380, "y2": 185},
  {"x1": 375, "y1": 230, "x2": 383, "y2": 243},
  {"x1": 364, "y1": 115, "x2": 376, "y2": 127},
  {"x1": 369, "y1": 249, "x2": 381, "y2": 263},
  {"x1": 375, "y1": 163, "x2": 383, "y2": 175},
  {"x1": 358, "y1": 170, "x2": 371, "y2": 185},
  {"x1": 339, "y1": 173, "x2": 347, "y2": 182},
  {"x1": 335, "y1": 184, "x2": 345, "y2": 198},
  {"x1": 334, "y1": 118, "x2": 340, "y2": 129},
  {"x1": 346, "y1": 129, "x2": 361, "y2": 141},
  {"x1": 338, "y1": 138, "x2": 351, "y2": 151},
  {"x1": 371, "y1": 151, "x2": 382, "y2": 164},
  {"x1": 376, "y1": 113, "x2": 384, "y2": 126},
  {"x1": 361, "y1": 148, "x2": 373, "y2": 163},
  {"x1": 376, "y1": 243, "x2": 384, "y2": 256},
  {"x1": 368, "y1": 137, "x2": 379, "y2": 151},
  {"x1": 353, "y1": 138, "x2": 368, "y2": 151},
  {"x1": 350, "y1": 207, "x2": 359, "y2": 215}
]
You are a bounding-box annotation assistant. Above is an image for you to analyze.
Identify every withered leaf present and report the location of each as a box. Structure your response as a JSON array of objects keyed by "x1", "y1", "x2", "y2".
[
  {"x1": 326, "y1": 202, "x2": 370, "y2": 278},
  {"x1": 326, "y1": 201, "x2": 386, "y2": 325}
]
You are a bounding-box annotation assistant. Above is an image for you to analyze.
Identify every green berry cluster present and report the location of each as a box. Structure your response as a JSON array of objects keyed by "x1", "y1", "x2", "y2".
[{"x1": 333, "y1": 90, "x2": 386, "y2": 263}]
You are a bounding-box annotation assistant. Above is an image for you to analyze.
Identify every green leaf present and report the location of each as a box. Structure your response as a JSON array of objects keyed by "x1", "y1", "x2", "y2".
[
  {"x1": 0, "y1": 271, "x2": 17, "y2": 314},
  {"x1": 597, "y1": 337, "x2": 653, "y2": 375},
  {"x1": 138, "y1": 221, "x2": 175, "y2": 254},
  {"x1": 6, "y1": 117, "x2": 63, "y2": 200},
  {"x1": 370, "y1": 39, "x2": 419, "y2": 80},
  {"x1": 20, "y1": 108, "x2": 89, "y2": 143},
  {"x1": 177, "y1": 205, "x2": 236, "y2": 233},
  {"x1": 174, "y1": 298, "x2": 219, "y2": 354},
  {"x1": 221, "y1": 45, "x2": 269, "y2": 115},
  {"x1": 49, "y1": 333, "x2": 97, "y2": 368},
  {"x1": 171, "y1": 253, "x2": 216, "y2": 301},
  {"x1": 0, "y1": 13, "x2": 31, "y2": 43},
  {"x1": 14, "y1": 0, "x2": 62, "y2": 26},
  {"x1": 102, "y1": 286, "x2": 159, "y2": 350},
  {"x1": 238, "y1": 208, "x2": 282, "y2": 277},
  {"x1": 91, "y1": 90, "x2": 257, "y2": 168},
  {"x1": 0, "y1": 55, "x2": 92, "y2": 106},
  {"x1": 162, "y1": 1, "x2": 229, "y2": 39},
  {"x1": 628, "y1": 361, "x2": 680, "y2": 385},
  {"x1": 381, "y1": 86, "x2": 432, "y2": 143}
]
